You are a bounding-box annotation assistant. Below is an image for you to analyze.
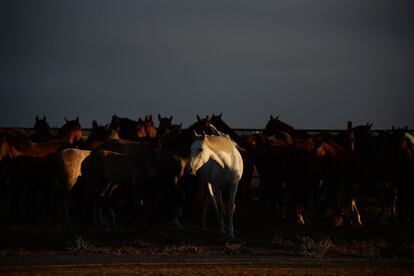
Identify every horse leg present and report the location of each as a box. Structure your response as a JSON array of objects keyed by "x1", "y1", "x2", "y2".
[
  {"x1": 351, "y1": 198, "x2": 362, "y2": 225},
  {"x1": 215, "y1": 189, "x2": 225, "y2": 235},
  {"x1": 227, "y1": 184, "x2": 238, "y2": 239},
  {"x1": 200, "y1": 185, "x2": 209, "y2": 231},
  {"x1": 208, "y1": 183, "x2": 225, "y2": 234}
]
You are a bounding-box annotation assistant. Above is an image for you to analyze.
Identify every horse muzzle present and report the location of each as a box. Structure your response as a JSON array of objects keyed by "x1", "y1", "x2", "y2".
[{"x1": 185, "y1": 163, "x2": 196, "y2": 176}]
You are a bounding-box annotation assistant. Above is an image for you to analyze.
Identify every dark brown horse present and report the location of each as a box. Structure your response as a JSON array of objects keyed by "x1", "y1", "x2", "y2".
[
  {"x1": 249, "y1": 134, "x2": 322, "y2": 224},
  {"x1": 29, "y1": 115, "x2": 53, "y2": 142},
  {"x1": 82, "y1": 149, "x2": 159, "y2": 226},
  {"x1": 263, "y1": 115, "x2": 309, "y2": 139},
  {"x1": 157, "y1": 114, "x2": 174, "y2": 137},
  {"x1": 390, "y1": 127, "x2": 414, "y2": 220},
  {"x1": 4, "y1": 154, "x2": 59, "y2": 224},
  {"x1": 315, "y1": 133, "x2": 398, "y2": 225}
]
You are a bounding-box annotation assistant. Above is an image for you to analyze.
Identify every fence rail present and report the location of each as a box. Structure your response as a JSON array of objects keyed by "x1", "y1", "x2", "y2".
[{"x1": 0, "y1": 127, "x2": 413, "y2": 136}]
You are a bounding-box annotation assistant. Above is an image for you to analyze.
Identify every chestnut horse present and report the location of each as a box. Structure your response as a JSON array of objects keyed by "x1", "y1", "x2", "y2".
[{"x1": 0, "y1": 118, "x2": 82, "y2": 161}]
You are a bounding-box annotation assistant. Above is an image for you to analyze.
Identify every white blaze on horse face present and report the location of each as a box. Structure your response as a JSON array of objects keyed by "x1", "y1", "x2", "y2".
[{"x1": 189, "y1": 139, "x2": 210, "y2": 175}]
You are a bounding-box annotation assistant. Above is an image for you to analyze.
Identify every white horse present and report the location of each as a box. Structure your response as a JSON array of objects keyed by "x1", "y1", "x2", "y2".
[{"x1": 188, "y1": 132, "x2": 243, "y2": 238}]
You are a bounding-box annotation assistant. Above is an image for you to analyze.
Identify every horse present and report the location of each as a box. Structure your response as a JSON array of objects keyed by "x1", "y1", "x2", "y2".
[
  {"x1": 144, "y1": 115, "x2": 158, "y2": 139},
  {"x1": 84, "y1": 120, "x2": 118, "y2": 150},
  {"x1": 109, "y1": 114, "x2": 144, "y2": 140},
  {"x1": 314, "y1": 134, "x2": 399, "y2": 225},
  {"x1": 157, "y1": 114, "x2": 174, "y2": 137},
  {"x1": 187, "y1": 133, "x2": 243, "y2": 238},
  {"x1": 0, "y1": 118, "x2": 82, "y2": 161},
  {"x1": 209, "y1": 113, "x2": 255, "y2": 208},
  {"x1": 147, "y1": 152, "x2": 187, "y2": 227},
  {"x1": 263, "y1": 115, "x2": 309, "y2": 139},
  {"x1": 352, "y1": 123, "x2": 376, "y2": 155},
  {"x1": 55, "y1": 148, "x2": 92, "y2": 225},
  {"x1": 3, "y1": 154, "x2": 58, "y2": 225},
  {"x1": 29, "y1": 115, "x2": 53, "y2": 142},
  {"x1": 82, "y1": 149, "x2": 159, "y2": 226},
  {"x1": 249, "y1": 134, "x2": 322, "y2": 224},
  {"x1": 390, "y1": 127, "x2": 414, "y2": 221}
]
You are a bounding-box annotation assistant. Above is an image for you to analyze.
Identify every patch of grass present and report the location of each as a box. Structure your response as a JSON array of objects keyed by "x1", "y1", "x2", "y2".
[
  {"x1": 346, "y1": 240, "x2": 386, "y2": 258},
  {"x1": 271, "y1": 236, "x2": 294, "y2": 248},
  {"x1": 224, "y1": 242, "x2": 243, "y2": 255},
  {"x1": 66, "y1": 236, "x2": 110, "y2": 254},
  {"x1": 161, "y1": 244, "x2": 206, "y2": 255},
  {"x1": 299, "y1": 236, "x2": 333, "y2": 258}
]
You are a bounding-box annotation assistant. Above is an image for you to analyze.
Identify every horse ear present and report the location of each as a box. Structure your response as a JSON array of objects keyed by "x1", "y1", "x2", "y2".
[
  {"x1": 76, "y1": 117, "x2": 79, "y2": 122},
  {"x1": 206, "y1": 115, "x2": 209, "y2": 120},
  {"x1": 43, "y1": 115, "x2": 46, "y2": 121},
  {"x1": 149, "y1": 114, "x2": 152, "y2": 120},
  {"x1": 92, "y1": 120, "x2": 98, "y2": 129},
  {"x1": 112, "y1": 114, "x2": 117, "y2": 119},
  {"x1": 36, "y1": 116, "x2": 39, "y2": 122},
  {"x1": 219, "y1": 112, "x2": 222, "y2": 118},
  {"x1": 64, "y1": 117, "x2": 69, "y2": 123},
  {"x1": 270, "y1": 115, "x2": 273, "y2": 120},
  {"x1": 158, "y1": 114, "x2": 162, "y2": 121},
  {"x1": 138, "y1": 118, "x2": 143, "y2": 124},
  {"x1": 196, "y1": 115, "x2": 201, "y2": 122},
  {"x1": 169, "y1": 116, "x2": 173, "y2": 122}
]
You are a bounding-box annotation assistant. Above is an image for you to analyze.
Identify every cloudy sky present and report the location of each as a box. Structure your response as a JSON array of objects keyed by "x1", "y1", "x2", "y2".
[{"x1": 1, "y1": 0, "x2": 413, "y2": 129}]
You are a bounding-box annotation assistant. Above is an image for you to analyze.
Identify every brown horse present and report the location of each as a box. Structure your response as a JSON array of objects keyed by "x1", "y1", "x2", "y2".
[
  {"x1": 144, "y1": 115, "x2": 158, "y2": 139},
  {"x1": 55, "y1": 148, "x2": 92, "y2": 225},
  {"x1": 84, "y1": 120, "x2": 117, "y2": 150},
  {"x1": 0, "y1": 118, "x2": 82, "y2": 161},
  {"x1": 314, "y1": 134, "x2": 398, "y2": 225},
  {"x1": 109, "y1": 114, "x2": 144, "y2": 140},
  {"x1": 82, "y1": 149, "x2": 159, "y2": 226}
]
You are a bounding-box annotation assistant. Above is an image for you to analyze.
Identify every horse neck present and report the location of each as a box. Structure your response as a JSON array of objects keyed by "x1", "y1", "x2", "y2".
[
  {"x1": 204, "y1": 146, "x2": 226, "y2": 169},
  {"x1": 146, "y1": 127, "x2": 157, "y2": 138},
  {"x1": 61, "y1": 132, "x2": 77, "y2": 144}
]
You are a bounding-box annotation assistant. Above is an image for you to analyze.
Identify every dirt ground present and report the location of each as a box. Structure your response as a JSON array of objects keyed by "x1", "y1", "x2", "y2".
[{"x1": 1, "y1": 193, "x2": 413, "y2": 274}]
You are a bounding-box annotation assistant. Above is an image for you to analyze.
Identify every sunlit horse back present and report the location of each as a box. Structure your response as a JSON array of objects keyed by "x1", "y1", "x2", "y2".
[{"x1": 188, "y1": 133, "x2": 243, "y2": 238}]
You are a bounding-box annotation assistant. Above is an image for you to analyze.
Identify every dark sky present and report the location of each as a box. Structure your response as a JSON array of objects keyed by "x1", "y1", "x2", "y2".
[{"x1": 1, "y1": 0, "x2": 413, "y2": 129}]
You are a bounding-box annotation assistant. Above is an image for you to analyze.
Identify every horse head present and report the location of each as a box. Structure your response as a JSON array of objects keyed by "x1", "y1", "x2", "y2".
[
  {"x1": 158, "y1": 114, "x2": 173, "y2": 137},
  {"x1": 144, "y1": 115, "x2": 157, "y2": 138},
  {"x1": 136, "y1": 118, "x2": 147, "y2": 138},
  {"x1": 60, "y1": 117, "x2": 83, "y2": 144},
  {"x1": 188, "y1": 132, "x2": 210, "y2": 175},
  {"x1": 263, "y1": 115, "x2": 295, "y2": 136},
  {"x1": 34, "y1": 115, "x2": 50, "y2": 134}
]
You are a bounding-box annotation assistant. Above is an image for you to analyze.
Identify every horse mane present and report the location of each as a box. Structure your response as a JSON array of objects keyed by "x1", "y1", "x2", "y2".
[{"x1": 210, "y1": 114, "x2": 243, "y2": 145}]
